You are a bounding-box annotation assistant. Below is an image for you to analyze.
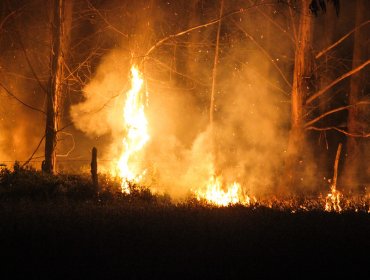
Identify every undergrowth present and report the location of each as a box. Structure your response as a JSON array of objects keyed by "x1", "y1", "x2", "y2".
[{"x1": 0, "y1": 162, "x2": 369, "y2": 212}]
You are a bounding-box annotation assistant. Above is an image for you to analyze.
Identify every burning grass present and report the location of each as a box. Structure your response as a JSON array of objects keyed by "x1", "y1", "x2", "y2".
[
  {"x1": 1, "y1": 162, "x2": 369, "y2": 213},
  {"x1": 1, "y1": 163, "x2": 369, "y2": 278}
]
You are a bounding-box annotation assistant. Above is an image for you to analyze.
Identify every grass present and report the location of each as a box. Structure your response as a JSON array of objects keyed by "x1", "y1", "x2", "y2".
[{"x1": 0, "y1": 164, "x2": 369, "y2": 278}]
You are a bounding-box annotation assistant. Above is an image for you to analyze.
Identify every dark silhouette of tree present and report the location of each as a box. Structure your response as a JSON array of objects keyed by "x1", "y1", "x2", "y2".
[
  {"x1": 43, "y1": 0, "x2": 73, "y2": 173},
  {"x1": 343, "y1": 0, "x2": 368, "y2": 191}
]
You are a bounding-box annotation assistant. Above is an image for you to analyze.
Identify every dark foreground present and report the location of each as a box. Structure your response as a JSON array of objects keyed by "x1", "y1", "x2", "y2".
[{"x1": 0, "y1": 200, "x2": 369, "y2": 279}]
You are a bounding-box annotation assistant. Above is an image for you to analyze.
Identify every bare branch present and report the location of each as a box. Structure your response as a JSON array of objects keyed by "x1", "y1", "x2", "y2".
[
  {"x1": 305, "y1": 101, "x2": 370, "y2": 127},
  {"x1": 306, "y1": 126, "x2": 370, "y2": 138},
  {"x1": 56, "y1": 122, "x2": 74, "y2": 133},
  {"x1": 56, "y1": 132, "x2": 75, "y2": 158},
  {"x1": 332, "y1": 143, "x2": 342, "y2": 189},
  {"x1": 232, "y1": 19, "x2": 292, "y2": 89},
  {"x1": 0, "y1": 10, "x2": 16, "y2": 31},
  {"x1": 15, "y1": 29, "x2": 48, "y2": 94},
  {"x1": 147, "y1": 56, "x2": 208, "y2": 87},
  {"x1": 288, "y1": 1, "x2": 298, "y2": 44},
  {"x1": 210, "y1": 0, "x2": 224, "y2": 126},
  {"x1": 306, "y1": 60, "x2": 370, "y2": 105},
  {"x1": 142, "y1": 2, "x2": 277, "y2": 62},
  {"x1": 237, "y1": 60, "x2": 290, "y2": 96},
  {"x1": 22, "y1": 134, "x2": 46, "y2": 167},
  {"x1": 0, "y1": 82, "x2": 45, "y2": 114},
  {"x1": 248, "y1": 0, "x2": 295, "y2": 43},
  {"x1": 316, "y1": 20, "x2": 370, "y2": 59},
  {"x1": 85, "y1": 0, "x2": 128, "y2": 38}
]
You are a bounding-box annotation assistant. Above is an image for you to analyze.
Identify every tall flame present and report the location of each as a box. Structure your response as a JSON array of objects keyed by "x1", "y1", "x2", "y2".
[{"x1": 117, "y1": 66, "x2": 149, "y2": 193}]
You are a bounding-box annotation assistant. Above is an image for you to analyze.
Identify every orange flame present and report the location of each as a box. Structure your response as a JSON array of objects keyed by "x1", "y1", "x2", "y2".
[
  {"x1": 117, "y1": 66, "x2": 149, "y2": 193},
  {"x1": 325, "y1": 185, "x2": 342, "y2": 212},
  {"x1": 195, "y1": 175, "x2": 254, "y2": 206}
]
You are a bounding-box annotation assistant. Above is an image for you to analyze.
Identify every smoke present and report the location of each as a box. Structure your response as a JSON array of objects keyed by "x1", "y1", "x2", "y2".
[
  {"x1": 1, "y1": 0, "x2": 365, "y2": 197},
  {"x1": 68, "y1": 0, "x2": 298, "y2": 199},
  {"x1": 0, "y1": 68, "x2": 45, "y2": 165},
  {"x1": 71, "y1": 50, "x2": 130, "y2": 137},
  {"x1": 70, "y1": 38, "x2": 292, "y2": 199}
]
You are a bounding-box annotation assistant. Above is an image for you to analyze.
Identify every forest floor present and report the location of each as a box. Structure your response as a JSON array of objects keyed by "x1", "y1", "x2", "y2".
[
  {"x1": 0, "y1": 166, "x2": 369, "y2": 278},
  {"x1": 1, "y1": 199, "x2": 369, "y2": 278}
]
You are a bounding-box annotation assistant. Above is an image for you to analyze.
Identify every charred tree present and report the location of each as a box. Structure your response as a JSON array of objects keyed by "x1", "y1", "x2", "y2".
[
  {"x1": 43, "y1": 0, "x2": 72, "y2": 174},
  {"x1": 282, "y1": 0, "x2": 313, "y2": 193},
  {"x1": 91, "y1": 147, "x2": 98, "y2": 191},
  {"x1": 343, "y1": 0, "x2": 367, "y2": 191}
]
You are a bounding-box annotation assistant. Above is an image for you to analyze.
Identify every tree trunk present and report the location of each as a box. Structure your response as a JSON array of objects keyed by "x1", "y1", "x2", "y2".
[
  {"x1": 343, "y1": 0, "x2": 366, "y2": 192},
  {"x1": 186, "y1": 0, "x2": 201, "y2": 88},
  {"x1": 317, "y1": 6, "x2": 337, "y2": 185},
  {"x1": 282, "y1": 0, "x2": 313, "y2": 193},
  {"x1": 91, "y1": 147, "x2": 98, "y2": 191},
  {"x1": 43, "y1": 0, "x2": 72, "y2": 174},
  {"x1": 209, "y1": 0, "x2": 224, "y2": 175}
]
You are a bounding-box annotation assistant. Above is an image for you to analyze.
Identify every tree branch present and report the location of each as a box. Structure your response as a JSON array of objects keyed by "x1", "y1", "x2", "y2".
[
  {"x1": 56, "y1": 132, "x2": 75, "y2": 158},
  {"x1": 22, "y1": 134, "x2": 46, "y2": 167},
  {"x1": 142, "y1": 2, "x2": 277, "y2": 62},
  {"x1": 332, "y1": 143, "x2": 342, "y2": 189},
  {"x1": 15, "y1": 28, "x2": 48, "y2": 94},
  {"x1": 288, "y1": 0, "x2": 298, "y2": 44},
  {"x1": 210, "y1": 0, "x2": 224, "y2": 126},
  {"x1": 306, "y1": 60, "x2": 370, "y2": 105},
  {"x1": 316, "y1": 20, "x2": 370, "y2": 59},
  {"x1": 248, "y1": 0, "x2": 295, "y2": 43},
  {"x1": 306, "y1": 126, "x2": 370, "y2": 138},
  {"x1": 304, "y1": 101, "x2": 370, "y2": 127},
  {"x1": 0, "y1": 10, "x2": 16, "y2": 31},
  {"x1": 0, "y1": 82, "x2": 45, "y2": 114},
  {"x1": 85, "y1": 0, "x2": 128, "y2": 38},
  {"x1": 232, "y1": 19, "x2": 292, "y2": 89}
]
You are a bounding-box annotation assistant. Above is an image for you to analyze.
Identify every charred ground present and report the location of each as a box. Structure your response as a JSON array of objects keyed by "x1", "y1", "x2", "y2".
[{"x1": 0, "y1": 167, "x2": 369, "y2": 278}]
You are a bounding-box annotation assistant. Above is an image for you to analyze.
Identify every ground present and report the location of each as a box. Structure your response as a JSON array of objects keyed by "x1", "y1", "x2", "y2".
[{"x1": 0, "y1": 200, "x2": 369, "y2": 278}]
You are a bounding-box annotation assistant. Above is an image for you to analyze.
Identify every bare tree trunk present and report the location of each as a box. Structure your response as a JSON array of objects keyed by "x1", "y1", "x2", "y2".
[
  {"x1": 186, "y1": 0, "x2": 201, "y2": 88},
  {"x1": 343, "y1": 0, "x2": 367, "y2": 191},
  {"x1": 43, "y1": 0, "x2": 72, "y2": 174},
  {"x1": 210, "y1": 0, "x2": 224, "y2": 128},
  {"x1": 91, "y1": 147, "x2": 98, "y2": 191},
  {"x1": 317, "y1": 6, "x2": 336, "y2": 185},
  {"x1": 208, "y1": 0, "x2": 224, "y2": 176},
  {"x1": 282, "y1": 0, "x2": 313, "y2": 193}
]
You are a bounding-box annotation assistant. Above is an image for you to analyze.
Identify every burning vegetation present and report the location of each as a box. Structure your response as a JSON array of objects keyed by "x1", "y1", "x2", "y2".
[
  {"x1": 116, "y1": 65, "x2": 149, "y2": 193},
  {"x1": 0, "y1": 0, "x2": 369, "y2": 210}
]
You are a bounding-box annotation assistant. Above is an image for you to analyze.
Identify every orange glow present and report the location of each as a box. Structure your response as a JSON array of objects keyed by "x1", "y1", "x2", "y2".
[
  {"x1": 325, "y1": 185, "x2": 342, "y2": 212},
  {"x1": 117, "y1": 66, "x2": 149, "y2": 193},
  {"x1": 194, "y1": 175, "x2": 254, "y2": 206}
]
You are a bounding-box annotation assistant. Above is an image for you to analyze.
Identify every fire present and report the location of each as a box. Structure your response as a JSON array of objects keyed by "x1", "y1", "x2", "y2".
[
  {"x1": 325, "y1": 185, "x2": 342, "y2": 212},
  {"x1": 117, "y1": 66, "x2": 149, "y2": 193},
  {"x1": 195, "y1": 175, "x2": 254, "y2": 206}
]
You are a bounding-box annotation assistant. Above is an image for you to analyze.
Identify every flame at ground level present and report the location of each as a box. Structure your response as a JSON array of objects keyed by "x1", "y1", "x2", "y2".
[
  {"x1": 194, "y1": 175, "x2": 255, "y2": 206},
  {"x1": 325, "y1": 185, "x2": 342, "y2": 212},
  {"x1": 104, "y1": 67, "x2": 366, "y2": 212}
]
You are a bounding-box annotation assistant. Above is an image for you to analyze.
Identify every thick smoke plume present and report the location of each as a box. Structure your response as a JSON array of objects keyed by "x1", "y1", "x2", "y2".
[{"x1": 70, "y1": 42, "x2": 290, "y2": 198}]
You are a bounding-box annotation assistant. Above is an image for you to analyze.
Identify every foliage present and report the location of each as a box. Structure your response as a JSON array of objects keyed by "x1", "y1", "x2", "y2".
[
  {"x1": 0, "y1": 162, "x2": 172, "y2": 205},
  {"x1": 0, "y1": 162, "x2": 368, "y2": 212}
]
